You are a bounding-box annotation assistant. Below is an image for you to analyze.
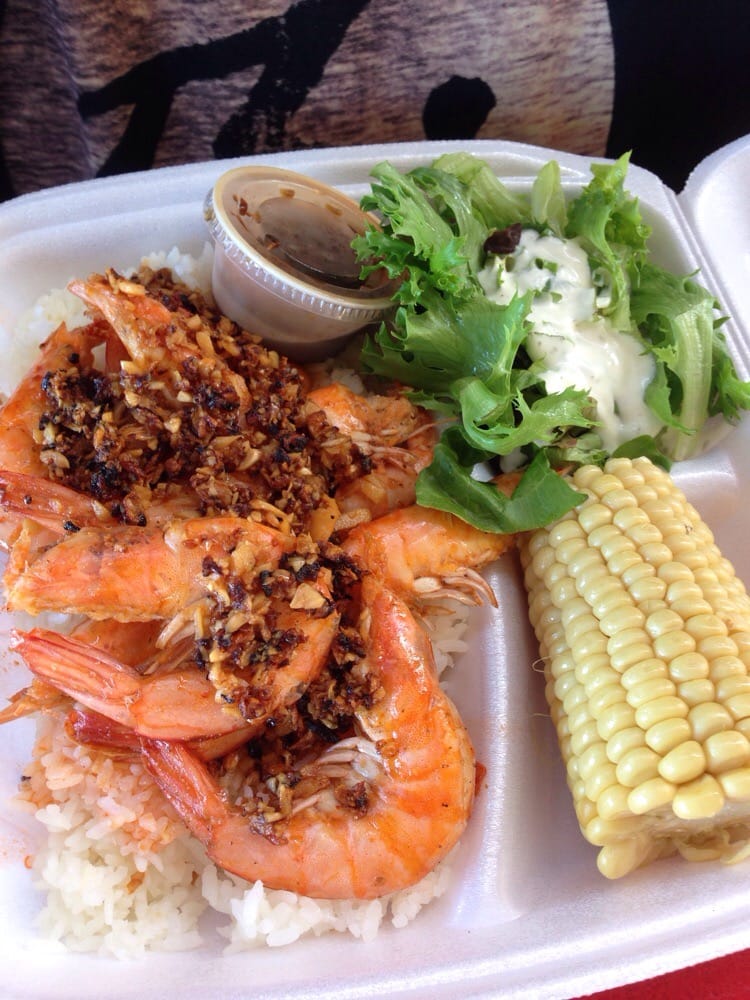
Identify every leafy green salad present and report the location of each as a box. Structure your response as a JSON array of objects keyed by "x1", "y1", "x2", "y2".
[{"x1": 353, "y1": 152, "x2": 750, "y2": 533}]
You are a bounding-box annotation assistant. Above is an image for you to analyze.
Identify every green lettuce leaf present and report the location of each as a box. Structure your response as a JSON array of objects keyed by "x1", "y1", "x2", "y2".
[
  {"x1": 431, "y1": 151, "x2": 532, "y2": 229},
  {"x1": 565, "y1": 152, "x2": 650, "y2": 331},
  {"x1": 415, "y1": 433, "x2": 586, "y2": 533},
  {"x1": 530, "y1": 160, "x2": 568, "y2": 235},
  {"x1": 631, "y1": 262, "x2": 745, "y2": 460}
]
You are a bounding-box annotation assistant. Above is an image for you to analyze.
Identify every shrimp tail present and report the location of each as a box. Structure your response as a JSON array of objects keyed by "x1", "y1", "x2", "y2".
[
  {"x1": 141, "y1": 738, "x2": 219, "y2": 845},
  {"x1": 9, "y1": 628, "x2": 245, "y2": 740},
  {"x1": 0, "y1": 469, "x2": 111, "y2": 534},
  {"x1": 68, "y1": 707, "x2": 260, "y2": 763},
  {"x1": 10, "y1": 628, "x2": 144, "y2": 724},
  {"x1": 65, "y1": 707, "x2": 141, "y2": 757},
  {"x1": 0, "y1": 677, "x2": 68, "y2": 724}
]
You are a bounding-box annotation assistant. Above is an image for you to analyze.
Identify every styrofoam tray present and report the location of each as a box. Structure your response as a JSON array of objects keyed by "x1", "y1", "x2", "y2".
[{"x1": 1, "y1": 138, "x2": 749, "y2": 1000}]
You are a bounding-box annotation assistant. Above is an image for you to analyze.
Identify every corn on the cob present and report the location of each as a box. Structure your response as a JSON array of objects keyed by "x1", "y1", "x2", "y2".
[{"x1": 520, "y1": 455, "x2": 750, "y2": 878}]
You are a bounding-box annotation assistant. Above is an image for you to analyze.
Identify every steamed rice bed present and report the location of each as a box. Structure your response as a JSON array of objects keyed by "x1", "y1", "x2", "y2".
[{"x1": 3, "y1": 246, "x2": 472, "y2": 956}]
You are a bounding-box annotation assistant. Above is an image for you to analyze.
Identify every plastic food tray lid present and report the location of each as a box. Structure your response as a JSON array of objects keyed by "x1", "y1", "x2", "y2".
[{"x1": 0, "y1": 137, "x2": 750, "y2": 1000}]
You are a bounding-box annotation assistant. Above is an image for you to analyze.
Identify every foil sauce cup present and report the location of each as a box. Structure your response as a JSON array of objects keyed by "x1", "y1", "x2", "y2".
[{"x1": 204, "y1": 166, "x2": 398, "y2": 363}]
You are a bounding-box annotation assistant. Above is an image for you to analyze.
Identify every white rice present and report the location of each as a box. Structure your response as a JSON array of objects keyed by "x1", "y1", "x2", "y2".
[{"x1": 6, "y1": 246, "x2": 474, "y2": 956}]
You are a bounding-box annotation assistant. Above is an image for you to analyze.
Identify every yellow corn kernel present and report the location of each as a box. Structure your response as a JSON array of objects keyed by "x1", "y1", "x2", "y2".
[
  {"x1": 584, "y1": 763, "x2": 619, "y2": 803},
  {"x1": 597, "y1": 836, "x2": 657, "y2": 880},
  {"x1": 645, "y1": 717, "x2": 692, "y2": 755},
  {"x1": 710, "y1": 655, "x2": 746, "y2": 681},
  {"x1": 520, "y1": 456, "x2": 750, "y2": 879},
  {"x1": 726, "y1": 693, "x2": 750, "y2": 721},
  {"x1": 606, "y1": 726, "x2": 647, "y2": 764},
  {"x1": 615, "y1": 746, "x2": 661, "y2": 787},
  {"x1": 596, "y1": 782, "x2": 632, "y2": 820},
  {"x1": 588, "y1": 683, "x2": 627, "y2": 717},
  {"x1": 634, "y1": 695, "x2": 689, "y2": 730},
  {"x1": 608, "y1": 549, "x2": 641, "y2": 578},
  {"x1": 732, "y1": 631, "x2": 750, "y2": 659},
  {"x1": 621, "y1": 658, "x2": 669, "y2": 689},
  {"x1": 570, "y1": 719, "x2": 602, "y2": 757},
  {"x1": 668, "y1": 650, "x2": 710, "y2": 682},
  {"x1": 607, "y1": 630, "x2": 653, "y2": 671},
  {"x1": 652, "y1": 629, "x2": 697, "y2": 662},
  {"x1": 672, "y1": 774, "x2": 724, "y2": 820},
  {"x1": 627, "y1": 776, "x2": 678, "y2": 815},
  {"x1": 717, "y1": 767, "x2": 750, "y2": 800},
  {"x1": 625, "y1": 676, "x2": 677, "y2": 708},
  {"x1": 658, "y1": 740, "x2": 706, "y2": 784},
  {"x1": 577, "y1": 671, "x2": 617, "y2": 710},
  {"x1": 716, "y1": 676, "x2": 750, "y2": 700},
  {"x1": 639, "y1": 541, "x2": 674, "y2": 567},
  {"x1": 596, "y1": 701, "x2": 637, "y2": 740},
  {"x1": 683, "y1": 612, "x2": 727, "y2": 642},
  {"x1": 677, "y1": 678, "x2": 715, "y2": 707},
  {"x1": 584, "y1": 814, "x2": 645, "y2": 847},
  {"x1": 561, "y1": 683, "x2": 589, "y2": 717},
  {"x1": 577, "y1": 742, "x2": 611, "y2": 781},
  {"x1": 704, "y1": 730, "x2": 750, "y2": 774},
  {"x1": 584, "y1": 664, "x2": 622, "y2": 694},
  {"x1": 629, "y1": 575, "x2": 667, "y2": 606},
  {"x1": 689, "y1": 701, "x2": 734, "y2": 741},
  {"x1": 658, "y1": 560, "x2": 694, "y2": 586},
  {"x1": 599, "y1": 603, "x2": 645, "y2": 638},
  {"x1": 588, "y1": 522, "x2": 625, "y2": 553},
  {"x1": 578, "y1": 502, "x2": 613, "y2": 533}
]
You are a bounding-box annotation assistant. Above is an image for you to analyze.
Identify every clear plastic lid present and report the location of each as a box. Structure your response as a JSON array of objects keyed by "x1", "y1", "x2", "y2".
[{"x1": 203, "y1": 166, "x2": 399, "y2": 359}]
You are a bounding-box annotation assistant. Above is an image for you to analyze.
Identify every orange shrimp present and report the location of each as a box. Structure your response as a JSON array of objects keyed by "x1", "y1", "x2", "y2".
[
  {"x1": 307, "y1": 382, "x2": 427, "y2": 447},
  {"x1": 68, "y1": 618, "x2": 168, "y2": 667},
  {"x1": 0, "y1": 321, "x2": 109, "y2": 549},
  {"x1": 140, "y1": 577, "x2": 476, "y2": 899},
  {"x1": 10, "y1": 607, "x2": 338, "y2": 741},
  {"x1": 68, "y1": 270, "x2": 251, "y2": 412},
  {"x1": 0, "y1": 468, "x2": 114, "y2": 537},
  {"x1": 343, "y1": 503, "x2": 516, "y2": 607},
  {"x1": 65, "y1": 707, "x2": 262, "y2": 762},
  {"x1": 308, "y1": 382, "x2": 437, "y2": 520},
  {"x1": 0, "y1": 468, "x2": 200, "y2": 536},
  {"x1": 0, "y1": 620, "x2": 165, "y2": 725},
  {"x1": 0, "y1": 320, "x2": 105, "y2": 478},
  {"x1": 3, "y1": 515, "x2": 294, "y2": 621}
]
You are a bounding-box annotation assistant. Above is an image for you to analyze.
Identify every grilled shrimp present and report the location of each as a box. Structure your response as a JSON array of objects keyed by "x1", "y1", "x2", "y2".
[
  {"x1": 68, "y1": 270, "x2": 251, "y2": 412},
  {"x1": 11, "y1": 608, "x2": 338, "y2": 741},
  {"x1": 308, "y1": 382, "x2": 437, "y2": 520},
  {"x1": 65, "y1": 707, "x2": 265, "y2": 762},
  {"x1": 0, "y1": 321, "x2": 109, "y2": 549},
  {"x1": 0, "y1": 321, "x2": 105, "y2": 479},
  {"x1": 140, "y1": 577, "x2": 476, "y2": 899},
  {"x1": 0, "y1": 469, "x2": 115, "y2": 540},
  {"x1": 0, "y1": 468, "x2": 200, "y2": 536},
  {"x1": 0, "y1": 620, "x2": 165, "y2": 725},
  {"x1": 3, "y1": 515, "x2": 293, "y2": 620},
  {"x1": 343, "y1": 503, "x2": 515, "y2": 606}
]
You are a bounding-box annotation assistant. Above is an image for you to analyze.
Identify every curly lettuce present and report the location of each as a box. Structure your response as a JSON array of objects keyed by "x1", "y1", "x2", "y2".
[{"x1": 353, "y1": 151, "x2": 749, "y2": 532}]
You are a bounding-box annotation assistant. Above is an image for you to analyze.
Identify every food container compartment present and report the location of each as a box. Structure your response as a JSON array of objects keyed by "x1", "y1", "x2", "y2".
[{"x1": 1, "y1": 137, "x2": 750, "y2": 1000}]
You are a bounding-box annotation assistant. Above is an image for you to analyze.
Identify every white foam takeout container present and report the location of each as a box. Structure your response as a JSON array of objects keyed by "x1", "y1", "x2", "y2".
[{"x1": 1, "y1": 137, "x2": 750, "y2": 1000}]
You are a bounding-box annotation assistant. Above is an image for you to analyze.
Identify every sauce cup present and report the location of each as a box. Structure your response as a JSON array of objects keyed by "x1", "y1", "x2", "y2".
[{"x1": 204, "y1": 165, "x2": 398, "y2": 362}]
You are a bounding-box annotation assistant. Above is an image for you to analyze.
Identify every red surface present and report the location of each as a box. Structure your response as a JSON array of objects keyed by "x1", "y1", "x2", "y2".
[{"x1": 578, "y1": 950, "x2": 749, "y2": 998}]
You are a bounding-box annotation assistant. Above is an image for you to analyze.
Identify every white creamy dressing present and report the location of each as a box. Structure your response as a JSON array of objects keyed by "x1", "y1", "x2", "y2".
[{"x1": 478, "y1": 230, "x2": 662, "y2": 452}]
